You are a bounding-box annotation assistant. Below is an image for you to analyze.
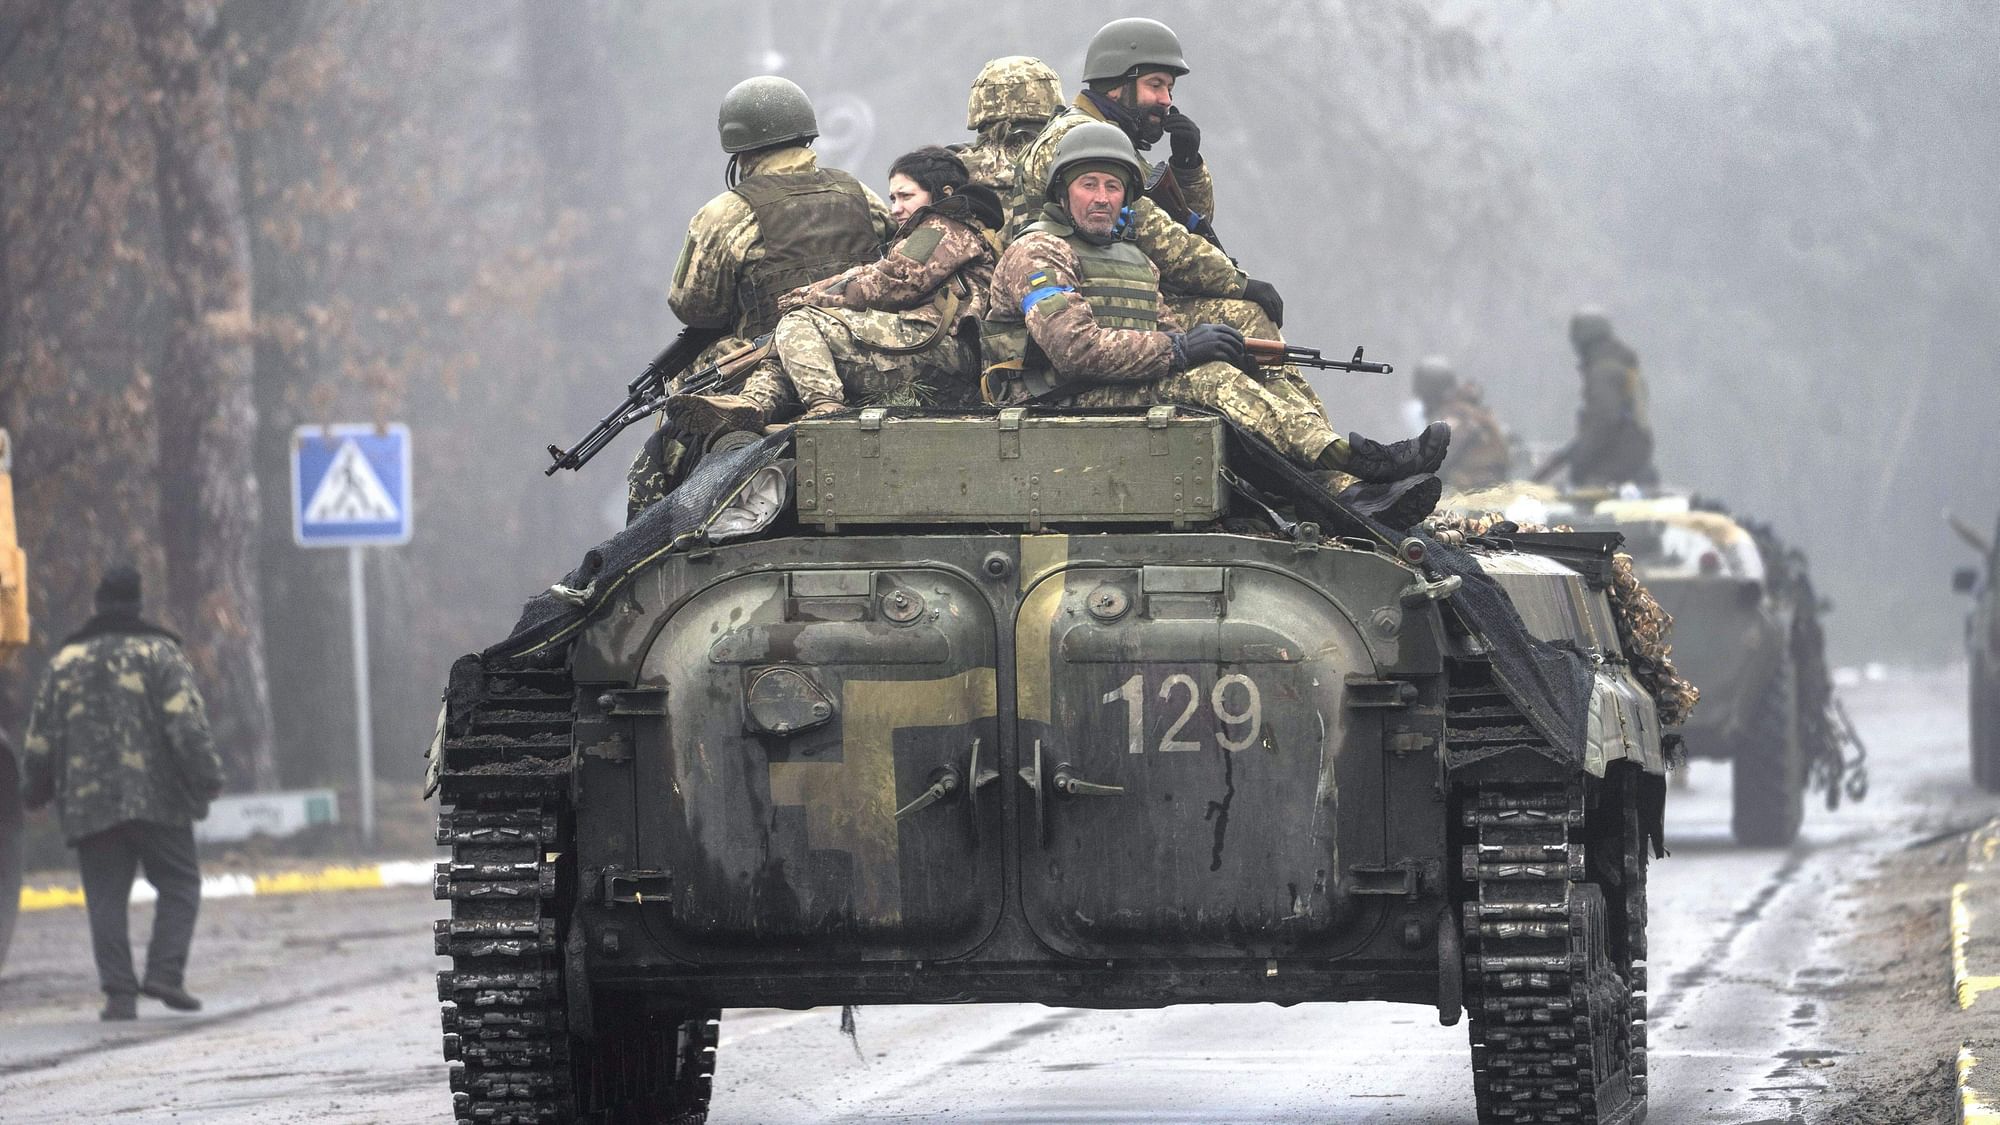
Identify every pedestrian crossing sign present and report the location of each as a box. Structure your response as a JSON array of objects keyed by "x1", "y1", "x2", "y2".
[{"x1": 291, "y1": 423, "x2": 412, "y2": 547}]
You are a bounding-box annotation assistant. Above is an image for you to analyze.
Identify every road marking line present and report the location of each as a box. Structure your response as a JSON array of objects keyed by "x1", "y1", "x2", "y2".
[
  {"x1": 18, "y1": 859, "x2": 435, "y2": 913},
  {"x1": 1961, "y1": 1045, "x2": 2000, "y2": 1124},
  {"x1": 1956, "y1": 882, "x2": 2000, "y2": 1009}
]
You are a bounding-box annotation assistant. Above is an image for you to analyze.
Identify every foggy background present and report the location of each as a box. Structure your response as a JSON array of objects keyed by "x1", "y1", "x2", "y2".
[{"x1": 2, "y1": 0, "x2": 1994, "y2": 798}]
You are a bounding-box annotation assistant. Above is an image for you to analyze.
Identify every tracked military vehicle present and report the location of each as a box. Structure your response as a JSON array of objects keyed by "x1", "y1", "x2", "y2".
[
  {"x1": 1457, "y1": 487, "x2": 1861, "y2": 846},
  {"x1": 429, "y1": 407, "x2": 1670, "y2": 1124}
]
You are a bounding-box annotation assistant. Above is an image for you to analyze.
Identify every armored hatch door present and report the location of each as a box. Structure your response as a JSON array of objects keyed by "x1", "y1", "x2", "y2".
[
  {"x1": 630, "y1": 566, "x2": 1002, "y2": 963},
  {"x1": 1013, "y1": 562, "x2": 1386, "y2": 960}
]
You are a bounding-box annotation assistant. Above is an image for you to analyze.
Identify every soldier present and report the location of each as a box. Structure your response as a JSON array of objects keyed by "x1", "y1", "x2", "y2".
[
  {"x1": 1412, "y1": 355, "x2": 1513, "y2": 491},
  {"x1": 627, "y1": 75, "x2": 895, "y2": 517},
  {"x1": 19, "y1": 565, "x2": 224, "y2": 1021},
  {"x1": 955, "y1": 56, "x2": 1063, "y2": 206},
  {"x1": 1559, "y1": 307, "x2": 1658, "y2": 488},
  {"x1": 669, "y1": 146, "x2": 1004, "y2": 430},
  {"x1": 1008, "y1": 18, "x2": 1324, "y2": 430},
  {"x1": 985, "y1": 123, "x2": 1447, "y2": 525}
]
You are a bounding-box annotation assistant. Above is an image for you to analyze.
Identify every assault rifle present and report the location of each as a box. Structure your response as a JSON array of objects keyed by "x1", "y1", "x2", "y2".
[
  {"x1": 545, "y1": 326, "x2": 778, "y2": 475},
  {"x1": 1244, "y1": 338, "x2": 1394, "y2": 375}
]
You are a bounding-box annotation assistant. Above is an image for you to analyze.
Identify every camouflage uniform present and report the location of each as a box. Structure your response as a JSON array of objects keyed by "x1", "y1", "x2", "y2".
[
  {"x1": 629, "y1": 145, "x2": 894, "y2": 515},
  {"x1": 957, "y1": 56, "x2": 1064, "y2": 216},
  {"x1": 1010, "y1": 97, "x2": 1240, "y2": 299},
  {"x1": 985, "y1": 213, "x2": 1335, "y2": 464},
  {"x1": 1566, "y1": 320, "x2": 1658, "y2": 487},
  {"x1": 1425, "y1": 381, "x2": 1512, "y2": 491},
  {"x1": 765, "y1": 204, "x2": 999, "y2": 410},
  {"x1": 21, "y1": 606, "x2": 223, "y2": 1007}
]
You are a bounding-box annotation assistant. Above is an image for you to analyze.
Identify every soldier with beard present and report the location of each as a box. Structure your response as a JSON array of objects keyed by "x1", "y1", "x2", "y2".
[
  {"x1": 669, "y1": 146, "x2": 1004, "y2": 429},
  {"x1": 954, "y1": 56, "x2": 1063, "y2": 208},
  {"x1": 985, "y1": 124, "x2": 1448, "y2": 527},
  {"x1": 1007, "y1": 18, "x2": 1323, "y2": 435}
]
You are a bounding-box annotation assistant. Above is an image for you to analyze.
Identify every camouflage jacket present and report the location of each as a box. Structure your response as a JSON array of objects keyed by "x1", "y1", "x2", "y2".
[
  {"x1": 1010, "y1": 95, "x2": 1239, "y2": 299},
  {"x1": 956, "y1": 124, "x2": 1042, "y2": 208},
  {"x1": 20, "y1": 625, "x2": 224, "y2": 844},
  {"x1": 785, "y1": 199, "x2": 1001, "y2": 329},
  {"x1": 989, "y1": 228, "x2": 1181, "y2": 385},
  {"x1": 1437, "y1": 383, "x2": 1512, "y2": 489},
  {"x1": 668, "y1": 146, "x2": 895, "y2": 345}
]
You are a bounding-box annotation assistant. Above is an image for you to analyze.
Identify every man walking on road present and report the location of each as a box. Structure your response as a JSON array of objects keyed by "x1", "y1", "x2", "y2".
[{"x1": 20, "y1": 564, "x2": 223, "y2": 1021}]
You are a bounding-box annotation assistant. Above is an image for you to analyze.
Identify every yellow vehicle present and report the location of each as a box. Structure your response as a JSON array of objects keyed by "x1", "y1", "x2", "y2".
[{"x1": 1, "y1": 427, "x2": 26, "y2": 968}]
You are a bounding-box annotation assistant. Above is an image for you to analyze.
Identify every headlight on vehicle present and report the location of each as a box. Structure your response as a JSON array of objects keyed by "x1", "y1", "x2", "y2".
[{"x1": 704, "y1": 462, "x2": 791, "y2": 543}]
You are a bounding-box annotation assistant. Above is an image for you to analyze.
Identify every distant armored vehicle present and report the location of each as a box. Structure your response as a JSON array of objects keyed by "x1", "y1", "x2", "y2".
[
  {"x1": 431, "y1": 408, "x2": 1670, "y2": 1124},
  {"x1": 1953, "y1": 513, "x2": 2000, "y2": 787},
  {"x1": 1458, "y1": 487, "x2": 1861, "y2": 846}
]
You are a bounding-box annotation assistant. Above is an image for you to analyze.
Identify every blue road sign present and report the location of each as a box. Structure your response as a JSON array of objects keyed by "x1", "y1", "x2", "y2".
[{"x1": 292, "y1": 423, "x2": 412, "y2": 547}]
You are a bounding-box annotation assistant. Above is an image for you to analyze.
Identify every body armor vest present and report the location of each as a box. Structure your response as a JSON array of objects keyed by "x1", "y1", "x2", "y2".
[
  {"x1": 983, "y1": 210, "x2": 1159, "y2": 403},
  {"x1": 730, "y1": 170, "x2": 881, "y2": 338}
]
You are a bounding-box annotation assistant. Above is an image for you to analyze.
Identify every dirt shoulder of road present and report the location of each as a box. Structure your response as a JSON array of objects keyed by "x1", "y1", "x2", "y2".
[{"x1": 1805, "y1": 827, "x2": 1973, "y2": 1124}]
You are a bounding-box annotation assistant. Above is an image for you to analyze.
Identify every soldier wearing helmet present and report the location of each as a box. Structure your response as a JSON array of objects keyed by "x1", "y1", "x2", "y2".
[
  {"x1": 984, "y1": 124, "x2": 1448, "y2": 525},
  {"x1": 628, "y1": 76, "x2": 896, "y2": 517},
  {"x1": 669, "y1": 146, "x2": 1006, "y2": 433},
  {"x1": 1007, "y1": 19, "x2": 1313, "y2": 440},
  {"x1": 1560, "y1": 307, "x2": 1658, "y2": 487},
  {"x1": 1411, "y1": 355, "x2": 1514, "y2": 491},
  {"x1": 955, "y1": 56, "x2": 1063, "y2": 205}
]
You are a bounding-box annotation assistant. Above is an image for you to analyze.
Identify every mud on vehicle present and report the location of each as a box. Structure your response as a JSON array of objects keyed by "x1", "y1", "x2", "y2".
[
  {"x1": 1954, "y1": 513, "x2": 2000, "y2": 788},
  {"x1": 429, "y1": 408, "x2": 1672, "y2": 1124}
]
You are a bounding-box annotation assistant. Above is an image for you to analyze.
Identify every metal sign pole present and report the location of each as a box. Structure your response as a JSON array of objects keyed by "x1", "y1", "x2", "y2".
[{"x1": 348, "y1": 544, "x2": 375, "y2": 846}]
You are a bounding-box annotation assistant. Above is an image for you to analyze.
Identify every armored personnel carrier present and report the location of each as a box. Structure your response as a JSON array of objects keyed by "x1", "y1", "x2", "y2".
[
  {"x1": 1953, "y1": 513, "x2": 2000, "y2": 787},
  {"x1": 429, "y1": 408, "x2": 1670, "y2": 1124},
  {"x1": 1456, "y1": 487, "x2": 1860, "y2": 846}
]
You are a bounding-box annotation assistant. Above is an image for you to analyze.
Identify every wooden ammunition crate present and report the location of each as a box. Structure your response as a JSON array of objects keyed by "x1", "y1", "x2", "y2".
[{"x1": 792, "y1": 406, "x2": 1227, "y2": 531}]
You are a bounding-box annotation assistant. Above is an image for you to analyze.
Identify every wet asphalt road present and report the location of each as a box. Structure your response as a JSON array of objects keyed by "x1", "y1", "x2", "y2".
[{"x1": 0, "y1": 670, "x2": 1982, "y2": 1123}]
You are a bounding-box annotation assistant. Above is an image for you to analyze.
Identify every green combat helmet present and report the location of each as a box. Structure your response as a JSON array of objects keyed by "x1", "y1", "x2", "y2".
[
  {"x1": 718, "y1": 75, "x2": 818, "y2": 154},
  {"x1": 1413, "y1": 355, "x2": 1457, "y2": 407},
  {"x1": 1044, "y1": 120, "x2": 1144, "y2": 202},
  {"x1": 1569, "y1": 305, "x2": 1614, "y2": 352},
  {"x1": 967, "y1": 56, "x2": 1063, "y2": 131},
  {"x1": 1082, "y1": 17, "x2": 1190, "y2": 82}
]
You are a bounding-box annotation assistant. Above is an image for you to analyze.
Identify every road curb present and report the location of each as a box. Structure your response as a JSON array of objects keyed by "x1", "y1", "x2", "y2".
[
  {"x1": 1956, "y1": 820, "x2": 2000, "y2": 1123},
  {"x1": 17, "y1": 859, "x2": 433, "y2": 913}
]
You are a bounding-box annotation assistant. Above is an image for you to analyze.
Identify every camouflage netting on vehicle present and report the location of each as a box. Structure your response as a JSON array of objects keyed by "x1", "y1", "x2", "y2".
[
  {"x1": 1426, "y1": 511, "x2": 1700, "y2": 729},
  {"x1": 483, "y1": 426, "x2": 798, "y2": 662},
  {"x1": 1227, "y1": 429, "x2": 1597, "y2": 767}
]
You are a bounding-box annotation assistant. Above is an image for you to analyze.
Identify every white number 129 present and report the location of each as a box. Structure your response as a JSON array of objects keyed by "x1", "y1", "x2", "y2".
[{"x1": 1103, "y1": 672, "x2": 1264, "y2": 754}]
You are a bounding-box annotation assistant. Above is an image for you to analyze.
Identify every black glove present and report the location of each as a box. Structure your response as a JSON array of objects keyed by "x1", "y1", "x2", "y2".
[
  {"x1": 1162, "y1": 107, "x2": 1202, "y2": 169},
  {"x1": 1175, "y1": 323, "x2": 1247, "y2": 369},
  {"x1": 1242, "y1": 278, "x2": 1284, "y2": 328}
]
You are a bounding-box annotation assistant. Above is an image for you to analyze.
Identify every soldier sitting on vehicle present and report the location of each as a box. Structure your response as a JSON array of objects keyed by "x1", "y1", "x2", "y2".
[
  {"x1": 669, "y1": 146, "x2": 1003, "y2": 434},
  {"x1": 984, "y1": 123, "x2": 1448, "y2": 525},
  {"x1": 1412, "y1": 355, "x2": 1513, "y2": 491},
  {"x1": 954, "y1": 56, "x2": 1064, "y2": 214},
  {"x1": 626, "y1": 75, "x2": 894, "y2": 517}
]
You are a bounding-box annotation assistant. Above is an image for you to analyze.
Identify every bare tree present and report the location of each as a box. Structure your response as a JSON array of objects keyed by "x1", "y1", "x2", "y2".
[{"x1": 130, "y1": 0, "x2": 274, "y2": 788}]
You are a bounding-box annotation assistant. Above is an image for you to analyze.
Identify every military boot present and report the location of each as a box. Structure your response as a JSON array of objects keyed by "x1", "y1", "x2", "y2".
[
  {"x1": 663, "y1": 393, "x2": 769, "y2": 438},
  {"x1": 1336, "y1": 474, "x2": 1443, "y2": 531},
  {"x1": 101, "y1": 992, "x2": 137, "y2": 1021},
  {"x1": 1321, "y1": 421, "x2": 1451, "y2": 483}
]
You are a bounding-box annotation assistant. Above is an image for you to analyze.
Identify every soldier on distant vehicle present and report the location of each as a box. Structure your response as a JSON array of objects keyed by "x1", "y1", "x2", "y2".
[
  {"x1": 19, "y1": 565, "x2": 223, "y2": 1022},
  {"x1": 1412, "y1": 355, "x2": 1513, "y2": 491},
  {"x1": 985, "y1": 124, "x2": 1447, "y2": 523},
  {"x1": 670, "y1": 146, "x2": 1004, "y2": 431},
  {"x1": 627, "y1": 76, "x2": 894, "y2": 516},
  {"x1": 954, "y1": 56, "x2": 1063, "y2": 208},
  {"x1": 1554, "y1": 307, "x2": 1658, "y2": 488}
]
